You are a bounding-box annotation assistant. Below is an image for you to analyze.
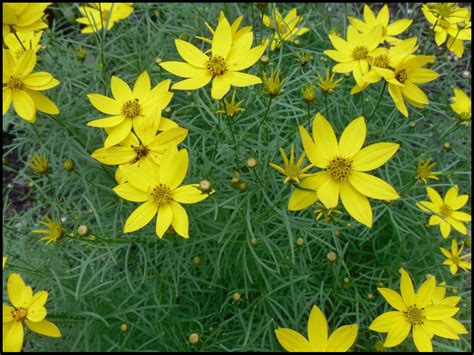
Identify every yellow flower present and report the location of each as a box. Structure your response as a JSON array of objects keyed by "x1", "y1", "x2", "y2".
[
  {"x1": 86, "y1": 71, "x2": 173, "y2": 147},
  {"x1": 160, "y1": 13, "x2": 266, "y2": 100},
  {"x1": 450, "y1": 88, "x2": 471, "y2": 125},
  {"x1": 76, "y1": 3, "x2": 133, "y2": 33},
  {"x1": 27, "y1": 151, "x2": 49, "y2": 174},
  {"x1": 317, "y1": 68, "x2": 343, "y2": 94},
  {"x1": 2, "y1": 3, "x2": 50, "y2": 37},
  {"x1": 415, "y1": 158, "x2": 441, "y2": 184},
  {"x1": 216, "y1": 91, "x2": 245, "y2": 117},
  {"x1": 348, "y1": 4, "x2": 412, "y2": 44},
  {"x1": 3, "y1": 49, "x2": 60, "y2": 122},
  {"x1": 32, "y1": 217, "x2": 65, "y2": 244},
  {"x1": 298, "y1": 113, "x2": 400, "y2": 227},
  {"x1": 270, "y1": 144, "x2": 313, "y2": 185},
  {"x1": 3, "y1": 273, "x2": 61, "y2": 352},
  {"x1": 3, "y1": 31, "x2": 43, "y2": 57},
  {"x1": 417, "y1": 186, "x2": 471, "y2": 238},
  {"x1": 323, "y1": 25, "x2": 382, "y2": 86},
  {"x1": 275, "y1": 305, "x2": 358, "y2": 352},
  {"x1": 440, "y1": 239, "x2": 471, "y2": 275},
  {"x1": 262, "y1": 8, "x2": 309, "y2": 51},
  {"x1": 369, "y1": 268, "x2": 464, "y2": 352},
  {"x1": 114, "y1": 147, "x2": 211, "y2": 239},
  {"x1": 262, "y1": 67, "x2": 287, "y2": 97},
  {"x1": 301, "y1": 83, "x2": 316, "y2": 104}
]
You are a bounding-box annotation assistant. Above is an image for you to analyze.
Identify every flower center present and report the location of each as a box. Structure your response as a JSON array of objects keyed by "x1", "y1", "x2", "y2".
[
  {"x1": 327, "y1": 157, "x2": 352, "y2": 181},
  {"x1": 404, "y1": 305, "x2": 424, "y2": 325},
  {"x1": 438, "y1": 19, "x2": 451, "y2": 29},
  {"x1": 451, "y1": 255, "x2": 461, "y2": 264},
  {"x1": 352, "y1": 46, "x2": 368, "y2": 60},
  {"x1": 7, "y1": 76, "x2": 23, "y2": 90},
  {"x1": 285, "y1": 164, "x2": 301, "y2": 180},
  {"x1": 131, "y1": 144, "x2": 149, "y2": 164},
  {"x1": 395, "y1": 69, "x2": 408, "y2": 83},
  {"x1": 372, "y1": 54, "x2": 389, "y2": 69},
  {"x1": 206, "y1": 56, "x2": 226, "y2": 76},
  {"x1": 121, "y1": 99, "x2": 141, "y2": 119},
  {"x1": 439, "y1": 204, "x2": 452, "y2": 217},
  {"x1": 150, "y1": 184, "x2": 172, "y2": 207},
  {"x1": 12, "y1": 307, "x2": 28, "y2": 321}
]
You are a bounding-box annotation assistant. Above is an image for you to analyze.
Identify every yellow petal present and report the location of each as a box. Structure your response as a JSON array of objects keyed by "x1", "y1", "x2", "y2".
[
  {"x1": 439, "y1": 220, "x2": 451, "y2": 238},
  {"x1": 299, "y1": 125, "x2": 328, "y2": 168},
  {"x1": 412, "y1": 325, "x2": 432, "y2": 352},
  {"x1": 287, "y1": 173, "x2": 326, "y2": 211},
  {"x1": 159, "y1": 61, "x2": 208, "y2": 78},
  {"x1": 3, "y1": 87, "x2": 12, "y2": 115},
  {"x1": 175, "y1": 39, "x2": 208, "y2": 68},
  {"x1": 352, "y1": 142, "x2": 399, "y2": 171},
  {"x1": 222, "y1": 71, "x2": 262, "y2": 87},
  {"x1": 28, "y1": 290, "x2": 48, "y2": 311},
  {"x1": 22, "y1": 72, "x2": 56, "y2": 90},
  {"x1": 104, "y1": 118, "x2": 132, "y2": 147},
  {"x1": 274, "y1": 328, "x2": 315, "y2": 352},
  {"x1": 12, "y1": 89, "x2": 36, "y2": 122},
  {"x1": 26, "y1": 306, "x2": 46, "y2": 322},
  {"x1": 383, "y1": 319, "x2": 411, "y2": 348},
  {"x1": 23, "y1": 89, "x2": 58, "y2": 115},
  {"x1": 91, "y1": 146, "x2": 135, "y2": 165},
  {"x1": 24, "y1": 319, "x2": 61, "y2": 337},
  {"x1": 317, "y1": 177, "x2": 340, "y2": 208},
  {"x1": 446, "y1": 216, "x2": 467, "y2": 235},
  {"x1": 87, "y1": 93, "x2": 121, "y2": 115},
  {"x1": 111, "y1": 76, "x2": 133, "y2": 103},
  {"x1": 113, "y1": 183, "x2": 149, "y2": 202},
  {"x1": 307, "y1": 305, "x2": 328, "y2": 351},
  {"x1": 442, "y1": 318, "x2": 468, "y2": 335},
  {"x1": 124, "y1": 201, "x2": 158, "y2": 233},
  {"x1": 119, "y1": 163, "x2": 156, "y2": 192},
  {"x1": 369, "y1": 311, "x2": 405, "y2": 332},
  {"x1": 3, "y1": 304, "x2": 14, "y2": 323},
  {"x1": 3, "y1": 320, "x2": 24, "y2": 352},
  {"x1": 386, "y1": 19, "x2": 412, "y2": 36},
  {"x1": 212, "y1": 15, "x2": 232, "y2": 58},
  {"x1": 326, "y1": 324, "x2": 358, "y2": 352},
  {"x1": 423, "y1": 305, "x2": 459, "y2": 320},
  {"x1": 409, "y1": 68, "x2": 439, "y2": 84},
  {"x1": 312, "y1": 113, "x2": 338, "y2": 161},
  {"x1": 348, "y1": 171, "x2": 399, "y2": 200},
  {"x1": 423, "y1": 320, "x2": 459, "y2": 340},
  {"x1": 400, "y1": 268, "x2": 416, "y2": 306},
  {"x1": 87, "y1": 115, "x2": 125, "y2": 128},
  {"x1": 451, "y1": 211, "x2": 471, "y2": 222},
  {"x1": 8, "y1": 273, "x2": 31, "y2": 309},
  {"x1": 211, "y1": 75, "x2": 230, "y2": 100},
  {"x1": 339, "y1": 181, "x2": 372, "y2": 227},
  {"x1": 401, "y1": 82, "x2": 428, "y2": 105},
  {"x1": 156, "y1": 203, "x2": 172, "y2": 238},
  {"x1": 426, "y1": 187, "x2": 443, "y2": 205},
  {"x1": 227, "y1": 45, "x2": 267, "y2": 71},
  {"x1": 132, "y1": 71, "x2": 151, "y2": 99},
  {"x1": 172, "y1": 184, "x2": 208, "y2": 204},
  {"x1": 415, "y1": 276, "x2": 436, "y2": 308},
  {"x1": 338, "y1": 116, "x2": 366, "y2": 158},
  {"x1": 377, "y1": 288, "x2": 407, "y2": 311},
  {"x1": 388, "y1": 84, "x2": 408, "y2": 117},
  {"x1": 15, "y1": 49, "x2": 36, "y2": 77},
  {"x1": 159, "y1": 148, "x2": 188, "y2": 190},
  {"x1": 171, "y1": 75, "x2": 212, "y2": 91},
  {"x1": 169, "y1": 201, "x2": 189, "y2": 238}
]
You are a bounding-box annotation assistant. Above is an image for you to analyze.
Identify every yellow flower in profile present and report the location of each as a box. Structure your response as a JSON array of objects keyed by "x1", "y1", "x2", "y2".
[
  {"x1": 275, "y1": 305, "x2": 358, "y2": 352},
  {"x1": 450, "y1": 88, "x2": 471, "y2": 125},
  {"x1": 32, "y1": 217, "x2": 65, "y2": 244},
  {"x1": 3, "y1": 273, "x2": 61, "y2": 352},
  {"x1": 3, "y1": 49, "x2": 60, "y2": 123},
  {"x1": 114, "y1": 147, "x2": 211, "y2": 239},
  {"x1": 415, "y1": 158, "x2": 441, "y2": 184},
  {"x1": 86, "y1": 71, "x2": 173, "y2": 147},
  {"x1": 299, "y1": 113, "x2": 400, "y2": 227},
  {"x1": 4, "y1": 31, "x2": 43, "y2": 57},
  {"x1": 160, "y1": 13, "x2": 266, "y2": 100},
  {"x1": 2, "y1": 3, "x2": 50, "y2": 36},
  {"x1": 323, "y1": 25, "x2": 382, "y2": 86},
  {"x1": 216, "y1": 91, "x2": 245, "y2": 117},
  {"x1": 317, "y1": 68, "x2": 343, "y2": 94},
  {"x1": 440, "y1": 239, "x2": 471, "y2": 275},
  {"x1": 27, "y1": 151, "x2": 49, "y2": 174},
  {"x1": 262, "y1": 8, "x2": 309, "y2": 51},
  {"x1": 270, "y1": 144, "x2": 313, "y2": 185},
  {"x1": 417, "y1": 186, "x2": 471, "y2": 238},
  {"x1": 76, "y1": 3, "x2": 133, "y2": 33},
  {"x1": 348, "y1": 4, "x2": 412, "y2": 44}
]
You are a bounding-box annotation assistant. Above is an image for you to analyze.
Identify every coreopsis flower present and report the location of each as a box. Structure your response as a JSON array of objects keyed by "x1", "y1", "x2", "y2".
[
  {"x1": 3, "y1": 31, "x2": 43, "y2": 57},
  {"x1": 3, "y1": 49, "x2": 60, "y2": 123},
  {"x1": 216, "y1": 91, "x2": 245, "y2": 117},
  {"x1": 86, "y1": 71, "x2": 173, "y2": 147},
  {"x1": 317, "y1": 68, "x2": 343, "y2": 94},
  {"x1": 430, "y1": 281, "x2": 467, "y2": 335},
  {"x1": 323, "y1": 25, "x2": 383, "y2": 86},
  {"x1": 298, "y1": 113, "x2": 400, "y2": 227},
  {"x1": 440, "y1": 239, "x2": 471, "y2": 275},
  {"x1": 160, "y1": 13, "x2": 266, "y2": 100},
  {"x1": 269, "y1": 144, "x2": 313, "y2": 185},
  {"x1": 369, "y1": 268, "x2": 464, "y2": 352},
  {"x1": 76, "y1": 3, "x2": 133, "y2": 33},
  {"x1": 262, "y1": 8, "x2": 309, "y2": 51},
  {"x1": 2, "y1": 3, "x2": 50, "y2": 36},
  {"x1": 27, "y1": 151, "x2": 49, "y2": 174},
  {"x1": 262, "y1": 67, "x2": 287, "y2": 97},
  {"x1": 275, "y1": 305, "x2": 358, "y2": 352},
  {"x1": 348, "y1": 4, "x2": 412, "y2": 44},
  {"x1": 450, "y1": 88, "x2": 471, "y2": 125},
  {"x1": 32, "y1": 217, "x2": 65, "y2": 244},
  {"x1": 114, "y1": 147, "x2": 211, "y2": 239},
  {"x1": 3, "y1": 273, "x2": 61, "y2": 352},
  {"x1": 415, "y1": 158, "x2": 441, "y2": 184},
  {"x1": 417, "y1": 186, "x2": 471, "y2": 238}
]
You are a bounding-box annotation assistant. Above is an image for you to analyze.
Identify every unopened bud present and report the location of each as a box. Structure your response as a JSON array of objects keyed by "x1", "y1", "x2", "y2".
[
  {"x1": 368, "y1": 292, "x2": 374, "y2": 300},
  {"x1": 250, "y1": 238, "x2": 258, "y2": 246},
  {"x1": 232, "y1": 292, "x2": 241, "y2": 301},
  {"x1": 189, "y1": 333, "x2": 199, "y2": 345},
  {"x1": 63, "y1": 159, "x2": 74, "y2": 172},
  {"x1": 260, "y1": 54, "x2": 270, "y2": 65},
  {"x1": 120, "y1": 323, "x2": 128, "y2": 332},
  {"x1": 294, "y1": 39, "x2": 301, "y2": 46},
  {"x1": 192, "y1": 256, "x2": 201, "y2": 266},
  {"x1": 326, "y1": 251, "x2": 337, "y2": 262},
  {"x1": 231, "y1": 177, "x2": 240, "y2": 187},
  {"x1": 247, "y1": 158, "x2": 257, "y2": 169},
  {"x1": 239, "y1": 182, "x2": 248, "y2": 192},
  {"x1": 155, "y1": 57, "x2": 163, "y2": 65},
  {"x1": 199, "y1": 180, "x2": 212, "y2": 193},
  {"x1": 443, "y1": 142, "x2": 451, "y2": 149},
  {"x1": 78, "y1": 225, "x2": 89, "y2": 236},
  {"x1": 296, "y1": 237, "x2": 304, "y2": 246}
]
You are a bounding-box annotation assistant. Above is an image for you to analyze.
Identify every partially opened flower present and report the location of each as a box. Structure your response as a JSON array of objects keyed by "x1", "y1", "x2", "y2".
[
  {"x1": 262, "y1": 8, "x2": 309, "y2": 51},
  {"x1": 415, "y1": 158, "x2": 441, "y2": 184},
  {"x1": 317, "y1": 68, "x2": 343, "y2": 94},
  {"x1": 32, "y1": 217, "x2": 65, "y2": 244},
  {"x1": 270, "y1": 144, "x2": 313, "y2": 185},
  {"x1": 3, "y1": 273, "x2": 61, "y2": 352},
  {"x1": 216, "y1": 91, "x2": 245, "y2": 117},
  {"x1": 299, "y1": 113, "x2": 400, "y2": 227},
  {"x1": 3, "y1": 31, "x2": 43, "y2": 57},
  {"x1": 76, "y1": 3, "x2": 133, "y2": 33},
  {"x1": 275, "y1": 305, "x2": 358, "y2": 352},
  {"x1": 440, "y1": 239, "x2": 471, "y2": 275},
  {"x1": 2, "y1": 3, "x2": 50, "y2": 36},
  {"x1": 3, "y1": 49, "x2": 60, "y2": 123},
  {"x1": 160, "y1": 13, "x2": 266, "y2": 100},
  {"x1": 450, "y1": 88, "x2": 471, "y2": 125}
]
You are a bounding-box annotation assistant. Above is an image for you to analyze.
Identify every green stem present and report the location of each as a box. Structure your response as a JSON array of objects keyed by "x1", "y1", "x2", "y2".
[
  {"x1": 420, "y1": 18, "x2": 438, "y2": 54},
  {"x1": 324, "y1": 92, "x2": 329, "y2": 116},
  {"x1": 12, "y1": 31, "x2": 27, "y2": 51},
  {"x1": 368, "y1": 81, "x2": 387, "y2": 120}
]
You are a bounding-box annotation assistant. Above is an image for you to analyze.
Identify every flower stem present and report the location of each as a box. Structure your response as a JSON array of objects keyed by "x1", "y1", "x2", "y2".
[{"x1": 368, "y1": 81, "x2": 387, "y2": 120}]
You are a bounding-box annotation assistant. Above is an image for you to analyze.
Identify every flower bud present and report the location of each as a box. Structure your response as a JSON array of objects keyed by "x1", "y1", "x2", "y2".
[
  {"x1": 192, "y1": 256, "x2": 202, "y2": 266},
  {"x1": 296, "y1": 237, "x2": 304, "y2": 246},
  {"x1": 120, "y1": 323, "x2": 128, "y2": 332},
  {"x1": 247, "y1": 158, "x2": 257, "y2": 169},
  {"x1": 189, "y1": 333, "x2": 199, "y2": 345},
  {"x1": 260, "y1": 54, "x2": 270, "y2": 65},
  {"x1": 239, "y1": 182, "x2": 248, "y2": 192},
  {"x1": 199, "y1": 180, "x2": 212, "y2": 193},
  {"x1": 63, "y1": 159, "x2": 74, "y2": 172},
  {"x1": 232, "y1": 292, "x2": 241, "y2": 301},
  {"x1": 326, "y1": 251, "x2": 337, "y2": 263},
  {"x1": 301, "y1": 84, "x2": 316, "y2": 104},
  {"x1": 78, "y1": 224, "x2": 89, "y2": 236}
]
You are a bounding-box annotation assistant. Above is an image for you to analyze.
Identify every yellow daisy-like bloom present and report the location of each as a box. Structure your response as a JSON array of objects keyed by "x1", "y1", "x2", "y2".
[
  {"x1": 3, "y1": 273, "x2": 61, "y2": 352},
  {"x1": 32, "y1": 217, "x2": 65, "y2": 244},
  {"x1": 3, "y1": 31, "x2": 43, "y2": 57},
  {"x1": 76, "y1": 3, "x2": 133, "y2": 33},
  {"x1": 415, "y1": 158, "x2": 441, "y2": 184},
  {"x1": 27, "y1": 151, "x2": 49, "y2": 174},
  {"x1": 160, "y1": 13, "x2": 267, "y2": 100},
  {"x1": 348, "y1": 4, "x2": 412, "y2": 44},
  {"x1": 430, "y1": 281, "x2": 467, "y2": 336},
  {"x1": 323, "y1": 25, "x2": 382, "y2": 87},
  {"x1": 387, "y1": 54, "x2": 439, "y2": 117},
  {"x1": 270, "y1": 144, "x2": 313, "y2": 185},
  {"x1": 262, "y1": 8, "x2": 309, "y2": 51},
  {"x1": 216, "y1": 91, "x2": 245, "y2": 118},
  {"x1": 317, "y1": 68, "x2": 343, "y2": 94},
  {"x1": 298, "y1": 113, "x2": 400, "y2": 227},
  {"x1": 369, "y1": 268, "x2": 464, "y2": 352},
  {"x1": 450, "y1": 88, "x2": 471, "y2": 125},
  {"x1": 275, "y1": 305, "x2": 358, "y2": 352},
  {"x1": 440, "y1": 239, "x2": 472, "y2": 275},
  {"x1": 114, "y1": 147, "x2": 211, "y2": 239},
  {"x1": 3, "y1": 49, "x2": 60, "y2": 123},
  {"x1": 417, "y1": 186, "x2": 471, "y2": 238},
  {"x1": 86, "y1": 71, "x2": 173, "y2": 148},
  {"x1": 2, "y1": 3, "x2": 50, "y2": 37}
]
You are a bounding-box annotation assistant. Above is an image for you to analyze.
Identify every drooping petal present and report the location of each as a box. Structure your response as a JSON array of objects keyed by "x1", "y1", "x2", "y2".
[
  {"x1": 383, "y1": 319, "x2": 411, "y2": 348},
  {"x1": 412, "y1": 325, "x2": 433, "y2": 352},
  {"x1": 3, "y1": 87, "x2": 12, "y2": 115},
  {"x1": 156, "y1": 203, "x2": 173, "y2": 238},
  {"x1": 388, "y1": 84, "x2": 408, "y2": 117},
  {"x1": 169, "y1": 201, "x2": 189, "y2": 238},
  {"x1": 211, "y1": 75, "x2": 230, "y2": 100},
  {"x1": 123, "y1": 201, "x2": 158, "y2": 233},
  {"x1": 274, "y1": 328, "x2": 315, "y2": 352},
  {"x1": 352, "y1": 142, "x2": 399, "y2": 171},
  {"x1": 24, "y1": 319, "x2": 61, "y2": 337},
  {"x1": 338, "y1": 116, "x2": 366, "y2": 158},
  {"x1": 104, "y1": 118, "x2": 132, "y2": 147},
  {"x1": 287, "y1": 173, "x2": 326, "y2": 211},
  {"x1": 326, "y1": 324, "x2": 358, "y2": 352},
  {"x1": 401, "y1": 82, "x2": 428, "y2": 105},
  {"x1": 317, "y1": 177, "x2": 340, "y2": 209},
  {"x1": 348, "y1": 171, "x2": 399, "y2": 200},
  {"x1": 12, "y1": 89, "x2": 36, "y2": 122},
  {"x1": 3, "y1": 320, "x2": 24, "y2": 352},
  {"x1": 23, "y1": 89, "x2": 59, "y2": 115},
  {"x1": 339, "y1": 181, "x2": 372, "y2": 227},
  {"x1": 307, "y1": 305, "x2": 328, "y2": 351}
]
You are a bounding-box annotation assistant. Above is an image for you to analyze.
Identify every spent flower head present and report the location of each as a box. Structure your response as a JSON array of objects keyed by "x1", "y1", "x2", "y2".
[
  {"x1": 415, "y1": 158, "x2": 441, "y2": 184},
  {"x1": 32, "y1": 217, "x2": 65, "y2": 244},
  {"x1": 27, "y1": 151, "x2": 49, "y2": 174}
]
